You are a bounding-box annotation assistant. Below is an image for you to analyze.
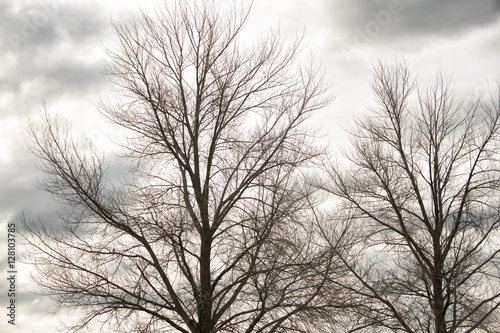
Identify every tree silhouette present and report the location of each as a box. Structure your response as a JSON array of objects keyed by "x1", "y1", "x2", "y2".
[
  {"x1": 22, "y1": 2, "x2": 341, "y2": 332},
  {"x1": 319, "y1": 61, "x2": 500, "y2": 333}
]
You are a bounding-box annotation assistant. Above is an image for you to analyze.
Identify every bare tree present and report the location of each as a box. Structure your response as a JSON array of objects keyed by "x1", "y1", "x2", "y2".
[
  {"x1": 22, "y1": 2, "x2": 340, "y2": 332},
  {"x1": 318, "y1": 61, "x2": 500, "y2": 333}
]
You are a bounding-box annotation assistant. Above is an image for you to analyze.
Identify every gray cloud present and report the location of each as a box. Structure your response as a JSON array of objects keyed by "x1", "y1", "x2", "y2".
[
  {"x1": 323, "y1": 0, "x2": 500, "y2": 65},
  {"x1": 393, "y1": 0, "x2": 500, "y2": 36},
  {"x1": 0, "y1": 1, "x2": 110, "y2": 118},
  {"x1": 1, "y1": 1, "x2": 109, "y2": 54},
  {"x1": 331, "y1": 0, "x2": 500, "y2": 41},
  {"x1": 0, "y1": 145, "x2": 62, "y2": 225},
  {"x1": 0, "y1": 1, "x2": 131, "y2": 232}
]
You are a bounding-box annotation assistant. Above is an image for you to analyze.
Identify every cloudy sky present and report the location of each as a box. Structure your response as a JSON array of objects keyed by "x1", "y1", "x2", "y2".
[{"x1": 1, "y1": 0, "x2": 499, "y2": 331}]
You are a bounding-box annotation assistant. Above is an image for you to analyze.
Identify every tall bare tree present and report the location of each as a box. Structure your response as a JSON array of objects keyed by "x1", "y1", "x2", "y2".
[
  {"x1": 22, "y1": 2, "x2": 339, "y2": 332},
  {"x1": 319, "y1": 61, "x2": 500, "y2": 333}
]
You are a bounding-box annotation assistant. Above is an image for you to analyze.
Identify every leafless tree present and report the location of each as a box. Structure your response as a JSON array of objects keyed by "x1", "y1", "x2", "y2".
[
  {"x1": 318, "y1": 61, "x2": 500, "y2": 333},
  {"x1": 21, "y1": 2, "x2": 343, "y2": 332}
]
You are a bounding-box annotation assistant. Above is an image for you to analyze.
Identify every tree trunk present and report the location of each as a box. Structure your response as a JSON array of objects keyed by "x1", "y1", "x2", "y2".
[
  {"x1": 433, "y1": 251, "x2": 447, "y2": 333},
  {"x1": 198, "y1": 232, "x2": 213, "y2": 333}
]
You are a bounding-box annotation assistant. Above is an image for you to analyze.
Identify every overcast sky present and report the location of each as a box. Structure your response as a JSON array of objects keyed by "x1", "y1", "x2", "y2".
[{"x1": 1, "y1": 0, "x2": 499, "y2": 332}]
